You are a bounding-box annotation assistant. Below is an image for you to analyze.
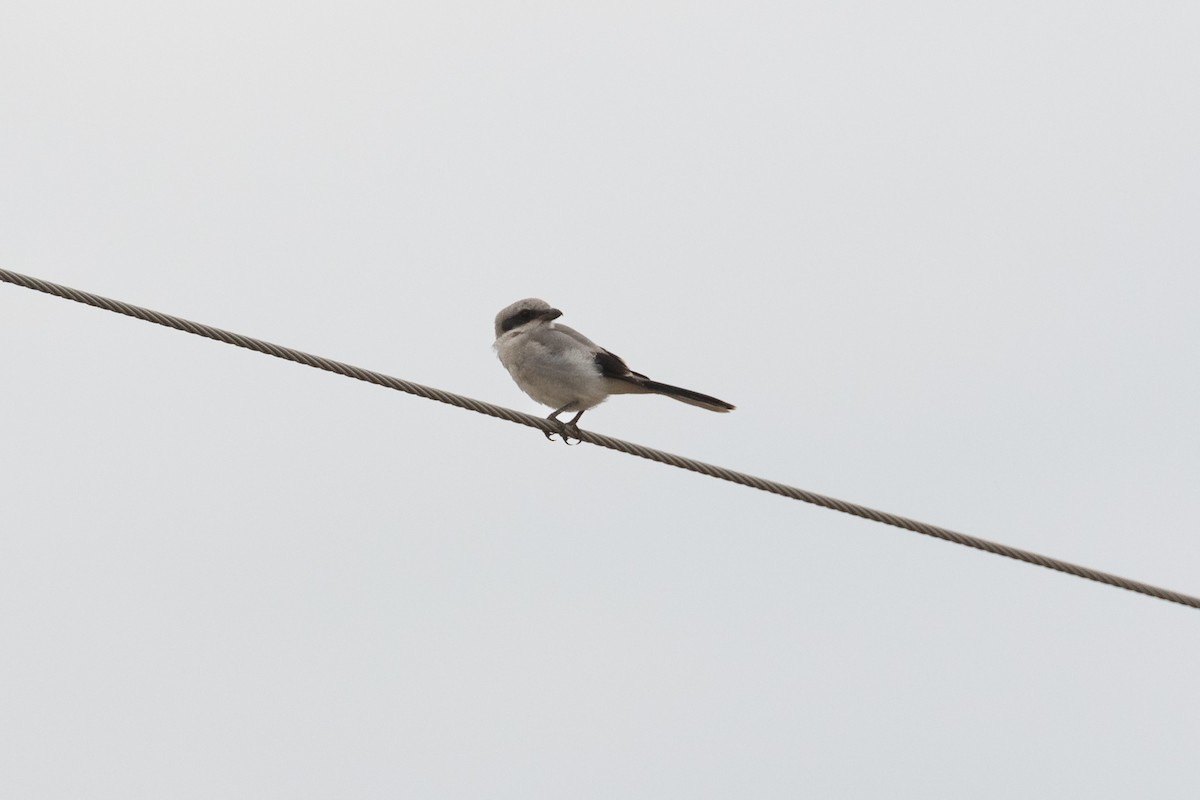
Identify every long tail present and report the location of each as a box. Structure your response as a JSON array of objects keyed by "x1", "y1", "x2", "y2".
[{"x1": 641, "y1": 380, "x2": 735, "y2": 412}]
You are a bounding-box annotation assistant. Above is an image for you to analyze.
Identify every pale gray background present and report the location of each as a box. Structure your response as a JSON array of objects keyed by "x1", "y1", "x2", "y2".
[{"x1": 2, "y1": 2, "x2": 1198, "y2": 798}]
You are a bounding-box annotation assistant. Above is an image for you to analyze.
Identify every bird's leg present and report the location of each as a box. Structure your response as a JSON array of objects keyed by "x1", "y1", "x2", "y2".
[
  {"x1": 562, "y1": 410, "x2": 586, "y2": 444},
  {"x1": 545, "y1": 404, "x2": 575, "y2": 441}
]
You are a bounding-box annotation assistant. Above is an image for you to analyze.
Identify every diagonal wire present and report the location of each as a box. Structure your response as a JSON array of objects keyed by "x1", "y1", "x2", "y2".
[{"x1": 3, "y1": 267, "x2": 1198, "y2": 610}]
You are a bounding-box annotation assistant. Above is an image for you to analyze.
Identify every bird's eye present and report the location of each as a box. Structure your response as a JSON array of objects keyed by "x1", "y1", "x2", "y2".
[{"x1": 519, "y1": 310, "x2": 533, "y2": 320}]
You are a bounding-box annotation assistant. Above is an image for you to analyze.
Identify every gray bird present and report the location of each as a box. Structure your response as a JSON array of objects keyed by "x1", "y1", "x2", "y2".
[{"x1": 494, "y1": 298, "x2": 734, "y2": 440}]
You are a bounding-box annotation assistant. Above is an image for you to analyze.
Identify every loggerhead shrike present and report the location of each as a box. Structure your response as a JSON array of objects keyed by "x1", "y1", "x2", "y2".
[{"x1": 494, "y1": 298, "x2": 734, "y2": 440}]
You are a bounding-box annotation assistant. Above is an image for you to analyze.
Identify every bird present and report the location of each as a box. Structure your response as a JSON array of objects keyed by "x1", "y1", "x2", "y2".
[{"x1": 493, "y1": 298, "x2": 734, "y2": 441}]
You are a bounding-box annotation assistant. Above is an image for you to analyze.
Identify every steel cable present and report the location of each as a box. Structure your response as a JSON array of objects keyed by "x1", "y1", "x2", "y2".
[{"x1": 3, "y1": 267, "x2": 1197, "y2": 610}]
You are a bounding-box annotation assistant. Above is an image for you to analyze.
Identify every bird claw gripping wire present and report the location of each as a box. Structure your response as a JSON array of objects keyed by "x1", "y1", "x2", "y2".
[
  {"x1": 544, "y1": 419, "x2": 582, "y2": 445},
  {"x1": 561, "y1": 423, "x2": 582, "y2": 445},
  {"x1": 543, "y1": 407, "x2": 584, "y2": 445}
]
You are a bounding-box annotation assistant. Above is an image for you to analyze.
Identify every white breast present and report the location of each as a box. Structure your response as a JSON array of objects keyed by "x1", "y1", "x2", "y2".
[{"x1": 496, "y1": 327, "x2": 610, "y2": 412}]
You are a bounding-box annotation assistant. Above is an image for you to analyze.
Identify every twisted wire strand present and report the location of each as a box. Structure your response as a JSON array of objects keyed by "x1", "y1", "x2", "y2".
[{"x1": 4, "y1": 267, "x2": 1197, "y2": 610}]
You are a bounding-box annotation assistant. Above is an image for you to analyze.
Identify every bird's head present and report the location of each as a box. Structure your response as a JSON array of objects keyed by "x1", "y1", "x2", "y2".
[{"x1": 494, "y1": 298, "x2": 563, "y2": 339}]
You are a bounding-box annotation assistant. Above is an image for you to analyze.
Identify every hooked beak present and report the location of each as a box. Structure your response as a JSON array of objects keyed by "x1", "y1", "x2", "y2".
[{"x1": 540, "y1": 308, "x2": 563, "y2": 322}]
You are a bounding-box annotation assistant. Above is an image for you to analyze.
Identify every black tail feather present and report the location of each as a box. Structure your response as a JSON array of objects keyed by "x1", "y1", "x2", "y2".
[{"x1": 640, "y1": 380, "x2": 735, "y2": 412}]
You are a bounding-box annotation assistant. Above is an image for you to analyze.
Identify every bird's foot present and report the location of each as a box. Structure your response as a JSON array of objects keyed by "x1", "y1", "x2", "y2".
[
  {"x1": 543, "y1": 418, "x2": 582, "y2": 445},
  {"x1": 562, "y1": 422, "x2": 582, "y2": 445}
]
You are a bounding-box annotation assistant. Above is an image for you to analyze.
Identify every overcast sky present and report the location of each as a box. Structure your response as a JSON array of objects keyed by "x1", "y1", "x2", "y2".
[{"x1": 2, "y1": 2, "x2": 1198, "y2": 798}]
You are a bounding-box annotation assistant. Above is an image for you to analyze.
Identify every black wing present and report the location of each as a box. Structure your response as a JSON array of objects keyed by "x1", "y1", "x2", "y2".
[{"x1": 594, "y1": 349, "x2": 648, "y2": 383}]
